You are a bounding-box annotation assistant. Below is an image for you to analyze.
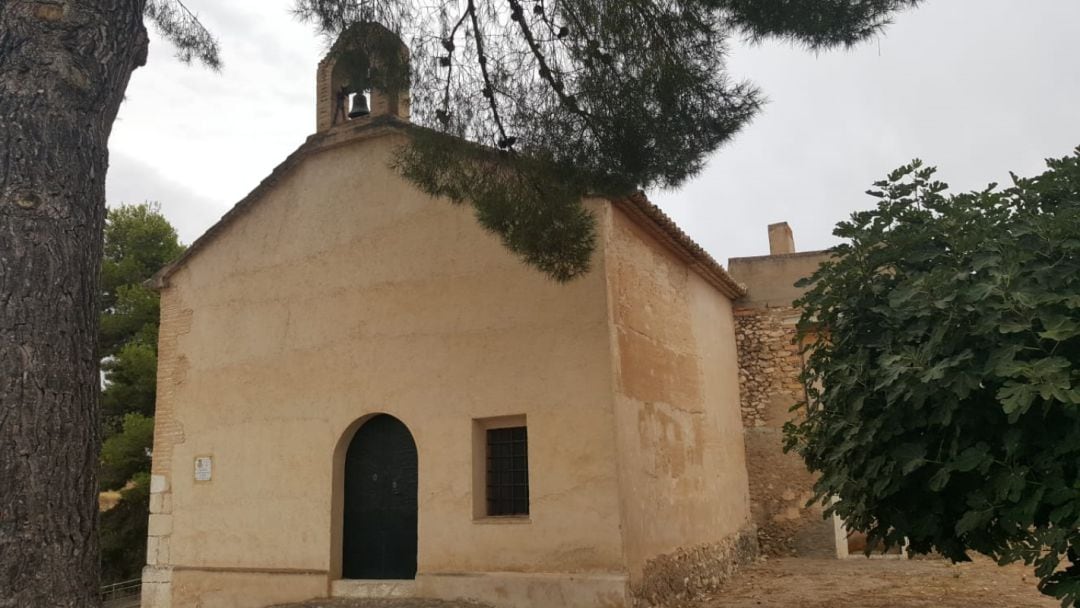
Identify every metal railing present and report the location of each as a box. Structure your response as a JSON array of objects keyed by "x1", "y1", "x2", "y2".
[{"x1": 100, "y1": 577, "x2": 141, "y2": 606}]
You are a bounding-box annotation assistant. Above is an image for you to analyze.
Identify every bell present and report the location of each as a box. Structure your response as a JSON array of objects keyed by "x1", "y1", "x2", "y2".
[{"x1": 348, "y1": 93, "x2": 370, "y2": 119}]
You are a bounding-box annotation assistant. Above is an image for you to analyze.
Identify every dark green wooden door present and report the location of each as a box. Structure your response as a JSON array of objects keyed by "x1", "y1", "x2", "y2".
[{"x1": 342, "y1": 414, "x2": 418, "y2": 579}]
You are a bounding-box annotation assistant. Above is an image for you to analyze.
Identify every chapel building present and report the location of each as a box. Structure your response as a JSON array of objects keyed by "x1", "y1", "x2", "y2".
[{"x1": 140, "y1": 24, "x2": 840, "y2": 608}]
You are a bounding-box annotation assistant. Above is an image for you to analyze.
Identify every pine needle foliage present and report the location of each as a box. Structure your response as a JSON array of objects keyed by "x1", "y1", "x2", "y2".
[
  {"x1": 787, "y1": 148, "x2": 1080, "y2": 606},
  {"x1": 717, "y1": 0, "x2": 922, "y2": 50},
  {"x1": 97, "y1": 205, "x2": 184, "y2": 582},
  {"x1": 100, "y1": 203, "x2": 185, "y2": 359},
  {"x1": 293, "y1": 0, "x2": 920, "y2": 280},
  {"x1": 395, "y1": 128, "x2": 596, "y2": 280},
  {"x1": 141, "y1": 1, "x2": 923, "y2": 278},
  {"x1": 144, "y1": 0, "x2": 222, "y2": 69}
]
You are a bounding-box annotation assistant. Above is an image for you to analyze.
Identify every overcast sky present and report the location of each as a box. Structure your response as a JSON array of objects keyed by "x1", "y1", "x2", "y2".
[{"x1": 107, "y1": 1, "x2": 1080, "y2": 263}]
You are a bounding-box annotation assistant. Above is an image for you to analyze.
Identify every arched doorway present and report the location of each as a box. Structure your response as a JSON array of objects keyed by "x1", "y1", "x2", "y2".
[{"x1": 342, "y1": 414, "x2": 418, "y2": 579}]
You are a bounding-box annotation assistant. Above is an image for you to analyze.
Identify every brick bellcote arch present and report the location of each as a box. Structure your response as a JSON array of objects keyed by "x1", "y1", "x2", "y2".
[{"x1": 315, "y1": 21, "x2": 411, "y2": 133}]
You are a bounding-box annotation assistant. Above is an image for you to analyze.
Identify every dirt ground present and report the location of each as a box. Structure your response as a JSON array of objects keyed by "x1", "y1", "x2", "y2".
[
  {"x1": 270, "y1": 557, "x2": 1056, "y2": 608},
  {"x1": 270, "y1": 599, "x2": 492, "y2": 608},
  {"x1": 694, "y1": 557, "x2": 1057, "y2": 608}
]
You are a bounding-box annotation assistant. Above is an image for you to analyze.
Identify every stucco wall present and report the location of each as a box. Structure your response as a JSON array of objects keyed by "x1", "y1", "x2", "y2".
[
  {"x1": 144, "y1": 131, "x2": 626, "y2": 607},
  {"x1": 728, "y1": 250, "x2": 835, "y2": 558},
  {"x1": 727, "y1": 251, "x2": 828, "y2": 309},
  {"x1": 603, "y1": 206, "x2": 756, "y2": 604}
]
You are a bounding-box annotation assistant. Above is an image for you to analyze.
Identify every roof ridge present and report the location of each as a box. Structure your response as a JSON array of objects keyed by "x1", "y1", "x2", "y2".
[
  {"x1": 150, "y1": 117, "x2": 405, "y2": 288},
  {"x1": 151, "y1": 122, "x2": 745, "y2": 301}
]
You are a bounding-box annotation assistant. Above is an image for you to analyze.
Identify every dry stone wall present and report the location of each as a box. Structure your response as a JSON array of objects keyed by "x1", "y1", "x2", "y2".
[
  {"x1": 632, "y1": 526, "x2": 759, "y2": 608},
  {"x1": 735, "y1": 306, "x2": 804, "y2": 429},
  {"x1": 734, "y1": 306, "x2": 835, "y2": 557}
]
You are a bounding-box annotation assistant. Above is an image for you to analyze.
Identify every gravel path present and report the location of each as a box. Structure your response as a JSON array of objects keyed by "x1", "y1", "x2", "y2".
[
  {"x1": 270, "y1": 557, "x2": 1054, "y2": 608},
  {"x1": 269, "y1": 599, "x2": 492, "y2": 608},
  {"x1": 693, "y1": 556, "x2": 1056, "y2": 608}
]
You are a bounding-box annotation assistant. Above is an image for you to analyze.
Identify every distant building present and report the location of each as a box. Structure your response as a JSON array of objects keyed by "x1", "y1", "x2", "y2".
[
  {"x1": 729, "y1": 226, "x2": 834, "y2": 558},
  {"x1": 141, "y1": 23, "x2": 836, "y2": 608}
]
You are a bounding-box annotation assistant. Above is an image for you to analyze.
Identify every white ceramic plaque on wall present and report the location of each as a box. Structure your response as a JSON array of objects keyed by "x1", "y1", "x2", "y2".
[{"x1": 194, "y1": 456, "x2": 213, "y2": 482}]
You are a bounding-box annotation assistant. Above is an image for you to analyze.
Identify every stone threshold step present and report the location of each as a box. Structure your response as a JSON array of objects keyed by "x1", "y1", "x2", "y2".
[{"x1": 331, "y1": 579, "x2": 416, "y2": 599}]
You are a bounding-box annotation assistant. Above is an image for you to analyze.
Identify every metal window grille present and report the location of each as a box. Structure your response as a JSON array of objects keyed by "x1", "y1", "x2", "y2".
[{"x1": 486, "y1": 426, "x2": 529, "y2": 516}]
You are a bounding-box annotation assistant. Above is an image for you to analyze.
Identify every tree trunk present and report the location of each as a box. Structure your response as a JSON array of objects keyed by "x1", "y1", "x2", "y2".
[{"x1": 0, "y1": 2, "x2": 148, "y2": 606}]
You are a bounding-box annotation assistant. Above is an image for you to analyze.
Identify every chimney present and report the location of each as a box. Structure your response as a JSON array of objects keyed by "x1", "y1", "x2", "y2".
[{"x1": 768, "y1": 222, "x2": 795, "y2": 255}]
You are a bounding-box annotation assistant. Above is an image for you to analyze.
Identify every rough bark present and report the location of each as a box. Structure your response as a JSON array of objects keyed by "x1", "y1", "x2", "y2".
[{"x1": 0, "y1": 2, "x2": 148, "y2": 606}]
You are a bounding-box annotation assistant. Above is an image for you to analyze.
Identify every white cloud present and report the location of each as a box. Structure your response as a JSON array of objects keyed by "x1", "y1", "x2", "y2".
[
  {"x1": 106, "y1": 150, "x2": 223, "y2": 245},
  {"x1": 653, "y1": 0, "x2": 1080, "y2": 260},
  {"x1": 108, "y1": 1, "x2": 1080, "y2": 259}
]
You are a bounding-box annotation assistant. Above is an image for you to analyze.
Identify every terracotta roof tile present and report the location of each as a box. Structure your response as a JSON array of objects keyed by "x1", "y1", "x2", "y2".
[{"x1": 612, "y1": 192, "x2": 746, "y2": 299}]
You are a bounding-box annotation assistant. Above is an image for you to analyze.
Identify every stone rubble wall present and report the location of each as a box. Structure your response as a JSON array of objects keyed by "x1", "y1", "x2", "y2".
[
  {"x1": 632, "y1": 526, "x2": 759, "y2": 607},
  {"x1": 734, "y1": 306, "x2": 835, "y2": 558},
  {"x1": 734, "y1": 306, "x2": 804, "y2": 430}
]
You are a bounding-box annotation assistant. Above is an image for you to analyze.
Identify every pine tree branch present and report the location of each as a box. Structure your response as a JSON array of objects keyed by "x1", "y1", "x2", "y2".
[
  {"x1": 506, "y1": 0, "x2": 592, "y2": 124},
  {"x1": 439, "y1": 7, "x2": 472, "y2": 116},
  {"x1": 144, "y1": 0, "x2": 221, "y2": 69},
  {"x1": 467, "y1": 0, "x2": 510, "y2": 145}
]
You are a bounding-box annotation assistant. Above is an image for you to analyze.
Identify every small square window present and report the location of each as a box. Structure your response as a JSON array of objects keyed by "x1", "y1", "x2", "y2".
[{"x1": 485, "y1": 426, "x2": 529, "y2": 516}]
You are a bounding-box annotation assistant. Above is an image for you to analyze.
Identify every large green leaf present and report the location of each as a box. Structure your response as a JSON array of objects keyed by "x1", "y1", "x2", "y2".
[{"x1": 787, "y1": 148, "x2": 1080, "y2": 606}]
